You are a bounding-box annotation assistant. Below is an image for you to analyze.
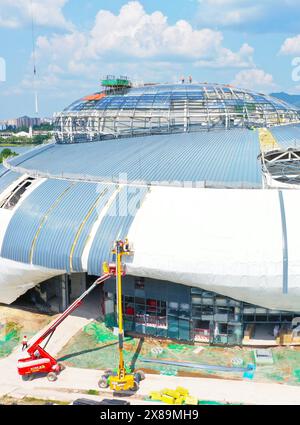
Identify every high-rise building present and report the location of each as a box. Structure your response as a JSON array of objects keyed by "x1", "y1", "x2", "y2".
[{"x1": 16, "y1": 116, "x2": 41, "y2": 128}]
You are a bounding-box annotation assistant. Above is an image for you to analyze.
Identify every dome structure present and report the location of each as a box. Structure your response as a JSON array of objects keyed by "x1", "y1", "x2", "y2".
[
  {"x1": 1, "y1": 81, "x2": 300, "y2": 345},
  {"x1": 55, "y1": 83, "x2": 300, "y2": 144}
]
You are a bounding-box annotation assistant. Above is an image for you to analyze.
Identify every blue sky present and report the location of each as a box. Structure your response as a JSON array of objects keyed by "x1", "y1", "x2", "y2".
[{"x1": 0, "y1": 0, "x2": 300, "y2": 118}]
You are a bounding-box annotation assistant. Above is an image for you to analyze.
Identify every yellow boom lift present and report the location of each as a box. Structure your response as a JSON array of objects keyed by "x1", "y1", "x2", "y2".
[{"x1": 99, "y1": 240, "x2": 145, "y2": 392}]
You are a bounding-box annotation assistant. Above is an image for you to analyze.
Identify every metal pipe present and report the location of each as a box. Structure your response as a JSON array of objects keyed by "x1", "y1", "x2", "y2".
[{"x1": 140, "y1": 358, "x2": 254, "y2": 373}]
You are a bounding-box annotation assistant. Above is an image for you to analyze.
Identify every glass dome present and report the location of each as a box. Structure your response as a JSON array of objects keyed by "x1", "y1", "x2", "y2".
[{"x1": 54, "y1": 83, "x2": 300, "y2": 144}]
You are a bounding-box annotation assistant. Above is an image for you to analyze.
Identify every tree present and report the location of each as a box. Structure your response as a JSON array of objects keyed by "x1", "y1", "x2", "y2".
[{"x1": 0, "y1": 148, "x2": 18, "y2": 163}]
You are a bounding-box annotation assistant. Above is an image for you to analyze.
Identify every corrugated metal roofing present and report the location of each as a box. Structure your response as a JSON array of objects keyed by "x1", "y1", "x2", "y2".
[
  {"x1": 0, "y1": 165, "x2": 6, "y2": 177},
  {"x1": 7, "y1": 129, "x2": 263, "y2": 187},
  {"x1": 270, "y1": 124, "x2": 300, "y2": 149},
  {"x1": 1, "y1": 179, "x2": 72, "y2": 263},
  {"x1": 87, "y1": 186, "x2": 148, "y2": 276},
  {"x1": 8, "y1": 143, "x2": 55, "y2": 168},
  {"x1": 32, "y1": 182, "x2": 117, "y2": 272},
  {"x1": 0, "y1": 169, "x2": 22, "y2": 196},
  {"x1": 1, "y1": 178, "x2": 144, "y2": 274},
  {"x1": 70, "y1": 184, "x2": 117, "y2": 272}
]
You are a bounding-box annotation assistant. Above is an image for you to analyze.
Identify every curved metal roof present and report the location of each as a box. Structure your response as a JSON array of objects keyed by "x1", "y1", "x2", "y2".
[
  {"x1": 0, "y1": 178, "x2": 148, "y2": 275},
  {"x1": 6, "y1": 129, "x2": 263, "y2": 188}
]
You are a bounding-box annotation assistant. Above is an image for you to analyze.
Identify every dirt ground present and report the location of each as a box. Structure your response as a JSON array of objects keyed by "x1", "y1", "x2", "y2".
[
  {"x1": 0, "y1": 305, "x2": 54, "y2": 357},
  {"x1": 57, "y1": 320, "x2": 300, "y2": 387},
  {"x1": 0, "y1": 396, "x2": 68, "y2": 405}
]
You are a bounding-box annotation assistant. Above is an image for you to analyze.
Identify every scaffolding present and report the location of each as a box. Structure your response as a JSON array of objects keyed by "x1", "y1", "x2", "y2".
[{"x1": 54, "y1": 83, "x2": 300, "y2": 144}]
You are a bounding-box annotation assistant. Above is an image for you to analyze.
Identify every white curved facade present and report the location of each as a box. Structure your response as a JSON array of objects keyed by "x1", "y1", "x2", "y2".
[
  {"x1": 1, "y1": 183, "x2": 300, "y2": 310},
  {"x1": 127, "y1": 187, "x2": 300, "y2": 312},
  {"x1": 1, "y1": 83, "x2": 300, "y2": 317}
]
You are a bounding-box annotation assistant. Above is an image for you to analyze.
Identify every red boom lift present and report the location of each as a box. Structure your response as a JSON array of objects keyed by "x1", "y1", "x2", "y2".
[{"x1": 18, "y1": 268, "x2": 115, "y2": 382}]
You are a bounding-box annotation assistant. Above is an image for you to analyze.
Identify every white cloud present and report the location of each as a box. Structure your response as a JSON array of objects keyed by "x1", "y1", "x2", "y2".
[
  {"x1": 35, "y1": 0, "x2": 255, "y2": 78},
  {"x1": 0, "y1": 0, "x2": 72, "y2": 29},
  {"x1": 196, "y1": 43, "x2": 254, "y2": 68},
  {"x1": 280, "y1": 35, "x2": 300, "y2": 55},
  {"x1": 232, "y1": 69, "x2": 276, "y2": 92}
]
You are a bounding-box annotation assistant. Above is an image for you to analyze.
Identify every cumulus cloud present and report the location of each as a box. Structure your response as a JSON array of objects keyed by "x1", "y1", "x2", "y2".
[
  {"x1": 86, "y1": 2, "x2": 224, "y2": 60},
  {"x1": 232, "y1": 69, "x2": 276, "y2": 92},
  {"x1": 35, "y1": 0, "x2": 255, "y2": 78},
  {"x1": 195, "y1": 43, "x2": 254, "y2": 68},
  {"x1": 0, "y1": 0, "x2": 72, "y2": 29},
  {"x1": 280, "y1": 35, "x2": 300, "y2": 56}
]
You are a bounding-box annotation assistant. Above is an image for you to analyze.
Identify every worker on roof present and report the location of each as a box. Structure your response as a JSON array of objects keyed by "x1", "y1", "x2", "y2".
[
  {"x1": 22, "y1": 335, "x2": 28, "y2": 351},
  {"x1": 181, "y1": 76, "x2": 185, "y2": 84},
  {"x1": 123, "y1": 238, "x2": 130, "y2": 252},
  {"x1": 189, "y1": 76, "x2": 193, "y2": 84}
]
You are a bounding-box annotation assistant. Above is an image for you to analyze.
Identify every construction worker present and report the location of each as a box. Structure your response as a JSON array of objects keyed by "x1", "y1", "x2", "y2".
[
  {"x1": 22, "y1": 335, "x2": 28, "y2": 351},
  {"x1": 181, "y1": 76, "x2": 185, "y2": 84},
  {"x1": 123, "y1": 238, "x2": 130, "y2": 252},
  {"x1": 189, "y1": 75, "x2": 193, "y2": 84}
]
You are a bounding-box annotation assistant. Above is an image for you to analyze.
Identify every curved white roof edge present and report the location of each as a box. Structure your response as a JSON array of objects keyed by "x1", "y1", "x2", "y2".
[
  {"x1": 1, "y1": 185, "x2": 300, "y2": 310},
  {"x1": 0, "y1": 256, "x2": 63, "y2": 304}
]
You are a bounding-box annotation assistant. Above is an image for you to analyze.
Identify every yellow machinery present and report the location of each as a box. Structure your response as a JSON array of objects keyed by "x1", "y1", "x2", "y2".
[{"x1": 99, "y1": 240, "x2": 145, "y2": 392}]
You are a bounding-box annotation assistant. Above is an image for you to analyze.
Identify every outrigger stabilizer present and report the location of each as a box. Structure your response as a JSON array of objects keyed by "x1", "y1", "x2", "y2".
[
  {"x1": 17, "y1": 271, "x2": 113, "y2": 382},
  {"x1": 98, "y1": 240, "x2": 145, "y2": 392}
]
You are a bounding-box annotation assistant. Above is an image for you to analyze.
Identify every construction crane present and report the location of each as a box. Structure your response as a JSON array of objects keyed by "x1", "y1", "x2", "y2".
[{"x1": 18, "y1": 240, "x2": 145, "y2": 391}]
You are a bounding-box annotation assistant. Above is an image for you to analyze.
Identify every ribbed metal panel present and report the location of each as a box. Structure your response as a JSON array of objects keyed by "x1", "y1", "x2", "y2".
[
  {"x1": 0, "y1": 170, "x2": 22, "y2": 195},
  {"x1": 32, "y1": 182, "x2": 117, "y2": 271},
  {"x1": 1, "y1": 179, "x2": 72, "y2": 263},
  {"x1": 88, "y1": 186, "x2": 148, "y2": 276},
  {"x1": 270, "y1": 125, "x2": 300, "y2": 149},
  {"x1": 71, "y1": 184, "x2": 118, "y2": 272},
  {"x1": 8, "y1": 143, "x2": 54, "y2": 167},
  {"x1": 8, "y1": 129, "x2": 262, "y2": 187},
  {"x1": 0, "y1": 165, "x2": 6, "y2": 177}
]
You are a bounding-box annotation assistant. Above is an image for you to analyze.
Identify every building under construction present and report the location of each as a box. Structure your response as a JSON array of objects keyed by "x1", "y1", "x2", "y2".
[{"x1": 1, "y1": 77, "x2": 300, "y2": 345}]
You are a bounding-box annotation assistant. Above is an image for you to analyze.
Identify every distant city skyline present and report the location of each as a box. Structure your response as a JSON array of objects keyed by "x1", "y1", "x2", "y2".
[{"x1": 1, "y1": 1, "x2": 300, "y2": 118}]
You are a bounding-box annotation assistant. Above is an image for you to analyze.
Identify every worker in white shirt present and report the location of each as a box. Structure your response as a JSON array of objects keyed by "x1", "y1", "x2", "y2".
[{"x1": 22, "y1": 335, "x2": 28, "y2": 351}]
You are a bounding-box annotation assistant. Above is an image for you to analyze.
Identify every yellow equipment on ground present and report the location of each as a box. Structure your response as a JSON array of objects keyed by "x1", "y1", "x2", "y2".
[
  {"x1": 98, "y1": 240, "x2": 145, "y2": 392},
  {"x1": 149, "y1": 387, "x2": 198, "y2": 405}
]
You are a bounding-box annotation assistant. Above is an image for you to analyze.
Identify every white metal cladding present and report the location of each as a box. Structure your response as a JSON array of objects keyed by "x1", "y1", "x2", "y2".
[
  {"x1": 125, "y1": 186, "x2": 300, "y2": 311},
  {"x1": 0, "y1": 170, "x2": 22, "y2": 195},
  {"x1": 1, "y1": 179, "x2": 72, "y2": 263},
  {"x1": 32, "y1": 182, "x2": 118, "y2": 272},
  {"x1": 5, "y1": 129, "x2": 263, "y2": 187},
  {"x1": 270, "y1": 124, "x2": 300, "y2": 149},
  {"x1": 54, "y1": 83, "x2": 300, "y2": 143},
  {"x1": 87, "y1": 186, "x2": 149, "y2": 276}
]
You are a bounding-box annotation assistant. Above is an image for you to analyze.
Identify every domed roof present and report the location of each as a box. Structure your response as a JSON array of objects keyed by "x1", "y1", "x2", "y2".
[{"x1": 55, "y1": 83, "x2": 300, "y2": 143}]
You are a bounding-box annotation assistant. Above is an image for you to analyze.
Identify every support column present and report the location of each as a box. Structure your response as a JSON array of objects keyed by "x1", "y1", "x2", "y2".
[{"x1": 58, "y1": 274, "x2": 70, "y2": 312}]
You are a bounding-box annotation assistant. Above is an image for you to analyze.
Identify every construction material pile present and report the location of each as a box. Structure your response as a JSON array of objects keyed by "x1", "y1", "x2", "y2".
[{"x1": 149, "y1": 387, "x2": 198, "y2": 405}]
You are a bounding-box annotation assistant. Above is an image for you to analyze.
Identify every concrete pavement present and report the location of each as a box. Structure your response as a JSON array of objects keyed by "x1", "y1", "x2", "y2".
[{"x1": 1, "y1": 350, "x2": 300, "y2": 404}]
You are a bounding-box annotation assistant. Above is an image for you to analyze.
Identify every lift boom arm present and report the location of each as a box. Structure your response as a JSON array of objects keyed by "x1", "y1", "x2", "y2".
[{"x1": 27, "y1": 272, "x2": 112, "y2": 356}]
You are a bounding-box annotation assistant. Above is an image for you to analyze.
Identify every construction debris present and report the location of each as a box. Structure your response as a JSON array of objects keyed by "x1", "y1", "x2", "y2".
[
  {"x1": 255, "y1": 349, "x2": 274, "y2": 365},
  {"x1": 149, "y1": 387, "x2": 198, "y2": 405}
]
